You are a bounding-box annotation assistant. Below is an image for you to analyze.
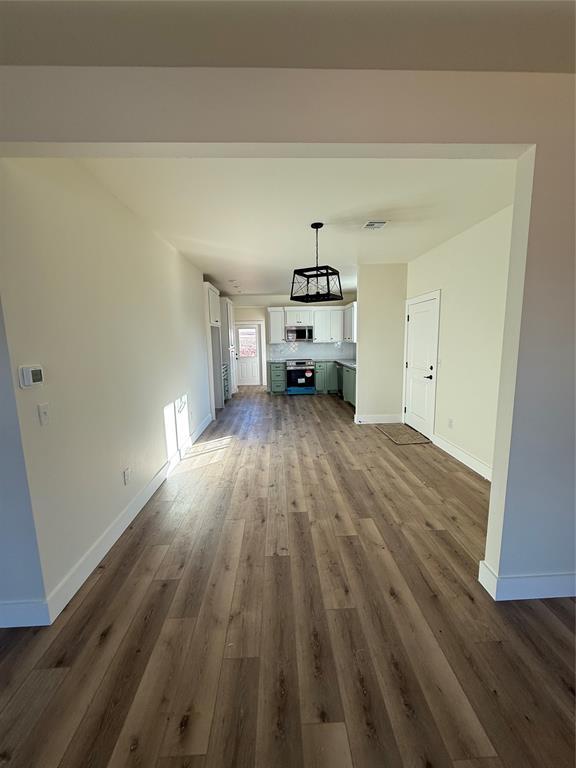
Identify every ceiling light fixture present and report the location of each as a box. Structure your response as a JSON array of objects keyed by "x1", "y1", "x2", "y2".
[{"x1": 290, "y1": 222, "x2": 343, "y2": 303}]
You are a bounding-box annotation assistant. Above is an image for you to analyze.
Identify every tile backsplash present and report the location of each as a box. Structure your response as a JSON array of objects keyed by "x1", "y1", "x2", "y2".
[{"x1": 268, "y1": 341, "x2": 356, "y2": 361}]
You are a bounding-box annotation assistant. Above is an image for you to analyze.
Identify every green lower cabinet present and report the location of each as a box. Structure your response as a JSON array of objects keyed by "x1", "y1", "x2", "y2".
[
  {"x1": 325, "y1": 362, "x2": 338, "y2": 393},
  {"x1": 267, "y1": 361, "x2": 339, "y2": 396},
  {"x1": 268, "y1": 363, "x2": 286, "y2": 394},
  {"x1": 314, "y1": 361, "x2": 338, "y2": 395},
  {"x1": 342, "y1": 365, "x2": 356, "y2": 407}
]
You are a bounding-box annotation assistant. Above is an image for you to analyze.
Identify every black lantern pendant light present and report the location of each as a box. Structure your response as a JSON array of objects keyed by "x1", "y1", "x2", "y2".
[{"x1": 290, "y1": 222, "x2": 343, "y2": 303}]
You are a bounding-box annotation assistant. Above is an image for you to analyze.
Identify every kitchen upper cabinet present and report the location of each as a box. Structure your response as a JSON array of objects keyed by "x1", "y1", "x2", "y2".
[
  {"x1": 313, "y1": 310, "x2": 330, "y2": 342},
  {"x1": 343, "y1": 307, "x2": 352, "y2": 341},
  {"x1": 343, "y1": 302, "x2": 357, "y2": 342},
  {"x1": 206, "y1": 284, "x2": 221, "y2": 326},
  {"x1": 313, "y1": 308, "x2": 343, "y2": 343},
  {"x1": 285, "y1": 309, "x2": 298, "y2": 326},
  {"x1": 285, "y1": 309, "x2": 313, "y2": 326},
  {"x1": 267, "y1": 308, "x2": 285, "y2": 344},
  {"x1": 329, "y1": 309, "x2": 344, "y2": 342}
]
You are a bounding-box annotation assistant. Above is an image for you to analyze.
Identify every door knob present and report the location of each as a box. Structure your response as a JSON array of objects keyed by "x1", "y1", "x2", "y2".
[{"x1": 424, "y1": 375, "x2": 433, "y2": 380}]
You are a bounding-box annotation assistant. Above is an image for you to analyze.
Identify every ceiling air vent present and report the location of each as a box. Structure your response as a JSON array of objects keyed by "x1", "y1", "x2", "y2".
[{"x1": 363, "y1": 220, "x2": 387, "y2": 230}]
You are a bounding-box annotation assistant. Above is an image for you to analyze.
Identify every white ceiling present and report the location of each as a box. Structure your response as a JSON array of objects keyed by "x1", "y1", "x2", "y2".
[{"x1": 82, "y1": 157, "x2": 515, "y2": 295}]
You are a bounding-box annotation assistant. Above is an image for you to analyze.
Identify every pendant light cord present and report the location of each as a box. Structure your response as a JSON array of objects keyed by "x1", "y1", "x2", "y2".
[{"x1": 316, "y1": 227, "x2": 319, "y2": 269}]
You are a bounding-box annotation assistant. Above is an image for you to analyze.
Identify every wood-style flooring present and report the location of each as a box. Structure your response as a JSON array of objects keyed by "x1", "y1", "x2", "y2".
[{"x1": 0, "y1": 388, "x2": 574, "y2": 768}]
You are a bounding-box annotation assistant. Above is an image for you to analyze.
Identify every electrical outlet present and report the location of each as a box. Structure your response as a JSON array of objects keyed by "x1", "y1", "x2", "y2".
[
  {"x1": 122, "y1": 467, "x2": 132, "y2": 486},
  {"x1": 448, "y1": 418, "x2": 454, "y2": 429}
]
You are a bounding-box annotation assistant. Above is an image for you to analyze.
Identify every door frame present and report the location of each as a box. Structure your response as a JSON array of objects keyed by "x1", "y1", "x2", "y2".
[
  {"x1": 235, "y1": 321, "x2": 267, "y2": 386},
  {"x1": 402, "y1": 289, "x2": 441, "y2": 438}
]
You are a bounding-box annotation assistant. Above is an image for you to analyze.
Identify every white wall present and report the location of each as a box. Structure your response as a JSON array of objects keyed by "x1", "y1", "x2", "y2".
[
  {"x1": 407, "y1": 207, "x2": 513, "y2": 469},
  {"x1": 234, "y1": 306, "x2": 267, "y2": 323},
  {"x1": 0, "y1": 158, "x2": 211, "y2": 622},
  {"x1": 356, "y1": 264, "x2": 407, "y2": 422}
]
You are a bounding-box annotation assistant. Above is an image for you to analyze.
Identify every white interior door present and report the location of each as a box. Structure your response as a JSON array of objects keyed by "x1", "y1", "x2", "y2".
[
  {"x1": 404, "y1": 293, "x2": 440, "y2": 438},
  {"x1": 236, "y1": 324, "x2": 261, "y2": 385}
]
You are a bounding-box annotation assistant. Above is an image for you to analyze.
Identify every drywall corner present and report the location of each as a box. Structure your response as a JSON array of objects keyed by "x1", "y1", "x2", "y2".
[
  {"x1": 356, "y1": 263, "x2": 407, "y2": 419},
  {"x1": 0, "y1": 297, "x2": 48, "y2": 626}
]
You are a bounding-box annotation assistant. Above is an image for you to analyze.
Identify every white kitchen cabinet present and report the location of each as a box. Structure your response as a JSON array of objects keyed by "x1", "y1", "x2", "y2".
[
  {"x1": 313, "y1": 310, "x2": 330, "y2": 342},
  {"x1": 329, "y1": 309, "x2": 344, "y2": 342},
  {"x1": 207, "y1": 285, "x2": 221, "y2": 326},
  {"x1": 314, "y1": 308, "x2": 344, "y2": 343},
  {"x1": 343, "y1": 306, "x2": 352, "y2": 341},
  {"x1": 343, "y1": 302, "x2": 357, "y2": 342},
  {"x1": 285, "y1": 309, "x2": 298, "y2": 327},
  {"x1": 285, "y1": 309, "x2": 313, "y2": 326},
  {"x1": 268, "y1": 307, "x2": 286, "y2": 343}
]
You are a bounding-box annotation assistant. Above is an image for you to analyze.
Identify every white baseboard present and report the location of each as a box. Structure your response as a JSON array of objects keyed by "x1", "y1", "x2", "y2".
[
  {"x1": 177, "y1": 411, "x2": 212, "y2": 454},
  {"x1": 45, "y1": 460, "x2": 170, "y2": 623},
  {"x1": 0, "y1": 461, "x2": 169, "y2": 628},
  {"x1": 479, "y1": 560, "x2": 576, "y2": 601},
  {"x1": 354, "y1": 414, "x2": 402, "y2": 425},
  {"x1": 0, "y1": 597, "x2": 51, "y2": 628},
  {"x1": 0, "y1": 414, "x2": 215, "y2": 629},
  {"x1": 46, "y1": 414, "x2": 214, "y2": 622},
  {"x1": 167, "y1": 449, "x2": 182, "y2": 475},
  {"x1": 431, "y1": 434, "x2": 492, "y2": 480},
  {"x1": 172, "y1": 413, "x2": 213, "y2": 473},
  {"x1": 47, "y1": 415, "x2": 213, "y2": 622},
  {"x1": 190, "y1": 413, "x2": 213, "y2": 444}
]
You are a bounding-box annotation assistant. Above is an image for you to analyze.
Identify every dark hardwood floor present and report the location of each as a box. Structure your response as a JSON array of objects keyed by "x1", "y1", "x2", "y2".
[{"x1": 0, "y1": 388, "x2": 574, "y2": 767}]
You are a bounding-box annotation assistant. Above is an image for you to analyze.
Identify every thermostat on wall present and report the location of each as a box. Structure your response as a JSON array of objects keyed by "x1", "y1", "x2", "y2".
[{"x1": 18, "y1": 365, "x2": 44, "y2": 388}]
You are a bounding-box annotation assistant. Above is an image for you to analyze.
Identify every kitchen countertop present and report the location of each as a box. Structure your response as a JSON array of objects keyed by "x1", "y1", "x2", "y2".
[{"x1": 268, "y1": 358, "x2": 357, "y2": 369}]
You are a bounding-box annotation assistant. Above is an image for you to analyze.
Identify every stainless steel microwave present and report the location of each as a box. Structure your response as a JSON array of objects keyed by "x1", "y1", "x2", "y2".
[{"x1": 285, "y1": 326, "x2": 313, "y2": 342}]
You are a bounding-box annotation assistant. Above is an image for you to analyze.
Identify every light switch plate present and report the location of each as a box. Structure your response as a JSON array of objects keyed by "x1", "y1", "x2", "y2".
[{"x1": 37, "y1": 403, "x2": 49, "y2": 426}]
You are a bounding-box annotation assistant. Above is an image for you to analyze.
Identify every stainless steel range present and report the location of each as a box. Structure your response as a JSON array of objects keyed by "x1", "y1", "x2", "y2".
[{"x1": 285, "y1": 359, "x2": 316, "y2": 394}]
